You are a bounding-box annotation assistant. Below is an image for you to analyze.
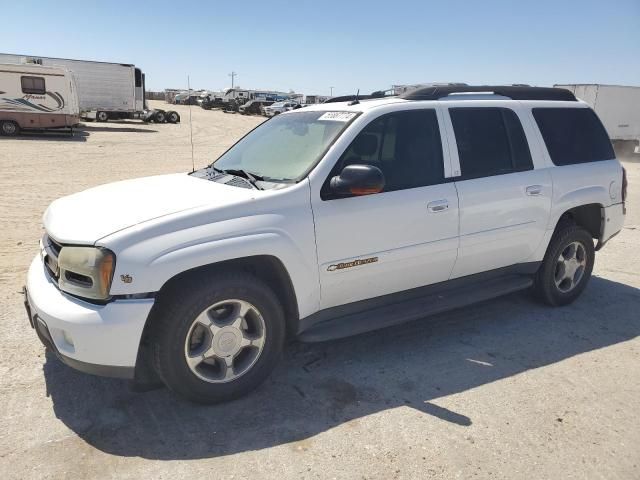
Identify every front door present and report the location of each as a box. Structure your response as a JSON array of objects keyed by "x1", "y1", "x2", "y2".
[{"x1": 311, "y1": 108, "x2": 460, "y2": 309}]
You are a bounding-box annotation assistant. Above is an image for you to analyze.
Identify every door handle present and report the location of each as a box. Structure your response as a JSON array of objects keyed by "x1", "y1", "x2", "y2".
[
  {"x1": 526, "y1": 185, "x2": 543, "y2": 196},
  {"x1": 427, "y1": 199, "x2": 449, "y2": 213}
]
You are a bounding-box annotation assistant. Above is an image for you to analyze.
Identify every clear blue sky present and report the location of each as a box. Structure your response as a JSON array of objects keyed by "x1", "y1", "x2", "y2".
[{"x1": 2, "y1": 0, "x2": 639, "y2": 95}]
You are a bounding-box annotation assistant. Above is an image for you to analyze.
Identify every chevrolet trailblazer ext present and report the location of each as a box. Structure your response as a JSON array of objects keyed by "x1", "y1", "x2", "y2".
[{"x1": 24, "y1": 85, "x2": 626, "y2": 403}]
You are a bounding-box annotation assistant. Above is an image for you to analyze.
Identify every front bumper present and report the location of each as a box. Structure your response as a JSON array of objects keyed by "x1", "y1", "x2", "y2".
[{"x1": 25, "y1": 254, "x2": 154, "y2": 378}]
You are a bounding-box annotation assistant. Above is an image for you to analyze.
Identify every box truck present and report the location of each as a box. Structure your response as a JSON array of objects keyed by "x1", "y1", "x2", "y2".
[
  {"x1": 0, "y1": 53, "x2": 179, "y2": 124},
  {"x1": 0, "y1": 63, "x2": 80, "y2": 135},
  {"x1": 555, "y1": 84, "x2": 640, "y2": 157}
]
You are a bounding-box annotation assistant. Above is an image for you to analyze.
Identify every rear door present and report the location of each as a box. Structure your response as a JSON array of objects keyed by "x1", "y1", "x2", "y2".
[
  {"x1": 443, "y1": 104, "x2": 552, "y2": 278},
  {"x1": 310, "y1": 108, "x2": 460, "y2": 309}
]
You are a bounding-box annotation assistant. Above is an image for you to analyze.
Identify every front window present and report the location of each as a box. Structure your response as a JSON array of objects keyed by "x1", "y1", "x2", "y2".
[{"x1": 212, "y1": 111, "x2": 357, "y2": 181}]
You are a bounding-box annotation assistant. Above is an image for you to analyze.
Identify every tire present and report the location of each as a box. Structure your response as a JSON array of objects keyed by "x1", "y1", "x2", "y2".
[
  {"x1": 533, "y1": 224, "x2": 595, "y2": 306},
  {"x1": 96, "y1": 111, "x2": 109, "y2": 122},
  {"x1": 154, "y1": 111, "x2": 166, "y2": 123},
  {"x1": 150, "y1": 272, "x2": 286, "y2": 403},
  {"x1": 1, "y1": 120, "x2": 20, "y2": 136},
  {"x1": 167, "y1": 111, "x2": 179, "y2": 123}
]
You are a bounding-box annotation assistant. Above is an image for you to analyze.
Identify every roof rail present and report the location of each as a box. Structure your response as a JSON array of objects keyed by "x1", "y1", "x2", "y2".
[
  {"x1": 324, "y1": 89, "x2": 396, "y2": 104},
  {"x1": 400, "y1": 85, "x2": 576, "y2": 101}
]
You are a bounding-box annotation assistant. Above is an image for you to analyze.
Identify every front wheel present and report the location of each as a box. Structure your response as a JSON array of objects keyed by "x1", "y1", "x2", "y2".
[
  {"x1": 150, "y1": 272, "x2": 286, "y2": 403},
  {"x1": 533, "y1": 225, "x2": 595, "y2": 306}
]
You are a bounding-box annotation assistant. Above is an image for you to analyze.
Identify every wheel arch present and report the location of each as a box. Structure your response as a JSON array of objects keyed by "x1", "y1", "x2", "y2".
[
  {"x1": 160, "y1": 255, "x2": 299, "y2": 327},
  {"x1": 554, "y1": 203, "x2": 604, "y2": 240}
]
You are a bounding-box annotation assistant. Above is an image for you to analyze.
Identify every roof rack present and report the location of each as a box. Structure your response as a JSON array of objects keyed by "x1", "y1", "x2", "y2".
[
  {"x1": 323, "y1": 89, "x2": 395, "y2": 104},
  {"x1": 400, "y1": 85, "x2": 576, "y2": 101}
]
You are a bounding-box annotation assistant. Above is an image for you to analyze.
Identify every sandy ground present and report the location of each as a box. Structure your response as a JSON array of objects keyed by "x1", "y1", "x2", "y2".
[{"x1": 0, "y1": 101, "x2": 639, "y2": 479}]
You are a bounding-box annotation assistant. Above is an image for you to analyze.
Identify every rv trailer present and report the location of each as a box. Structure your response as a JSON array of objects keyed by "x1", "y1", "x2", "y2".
[
  {"x1": 0, "y1": 53, "x2": 179, "y2": 123},
  {"x1": 0, "y1": 63, "x2": 80, "y2": 135}
]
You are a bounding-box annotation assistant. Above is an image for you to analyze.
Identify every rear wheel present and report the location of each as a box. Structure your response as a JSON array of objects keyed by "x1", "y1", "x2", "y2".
[
  {"x1": 534, "y1": 225, "x2": 595, "y2": 306},
  {"x1": 0, "y1": 120, "x2": 19, "y2": 136},
  {"x1": 96, "y1": 111, "x2": 109, "y2": 122},
  {"x1": 167, "y1": 111, "x2": 179, "y2": 123},
  {"x1": 154, "y1": 110, "x2": 166, "y2": 123},
  {"x1": 151, "y1": 272, "x2": 286, "y2": 403}
]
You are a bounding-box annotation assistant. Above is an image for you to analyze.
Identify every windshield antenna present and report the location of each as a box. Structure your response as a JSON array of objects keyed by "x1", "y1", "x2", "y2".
[
  {"x1": 349, "y1": 89, "x2": 360, "y2": 106},
  {"x1": 188, "y1": 75, "x2": 195, "y2": 173}
]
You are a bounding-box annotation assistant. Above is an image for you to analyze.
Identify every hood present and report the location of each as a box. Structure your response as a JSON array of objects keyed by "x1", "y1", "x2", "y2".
[{"x1": 43, "y1": 173, "x2": 258, "y2": 244}]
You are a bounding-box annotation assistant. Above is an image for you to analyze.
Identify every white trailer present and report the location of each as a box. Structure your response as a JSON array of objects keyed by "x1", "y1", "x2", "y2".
[
  {"x1": 0, "y1": 63, "x2": 80, "y2": 135},
  {"x1": 555, "y1": 84, "x2": 640, "y2": 156},
  {"x1": 0, "y1": 53, "x2": 179, "y2": 123}
]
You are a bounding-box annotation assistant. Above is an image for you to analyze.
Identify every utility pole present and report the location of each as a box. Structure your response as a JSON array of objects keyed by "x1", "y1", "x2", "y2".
[
  {"x1": 330, "y1": 86, "x2": 334, "y2": 97},
  {"x1": 229, "y1": 71, "x2": 237, "y2": 89}
]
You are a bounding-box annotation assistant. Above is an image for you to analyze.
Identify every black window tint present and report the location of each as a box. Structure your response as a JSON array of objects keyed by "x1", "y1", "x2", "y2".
[
  {"x1": 134, "y1": 68, "x2": 142, "y2": 87},
  {"x1": 333, "y1": 110, "x2": 444, "y2": 193},
  {"x1": 21, "y1": 76, "x2": 46, "y2": 94},
  {"x1": 503, "y1": 109, "x2": 534, "y2": 171},
  {"x1": 450, "y1": 108, "x2": 533, "y2": 180},
  {"x1": 533, "y1": 108, "x2": 614, "y2": 165}
]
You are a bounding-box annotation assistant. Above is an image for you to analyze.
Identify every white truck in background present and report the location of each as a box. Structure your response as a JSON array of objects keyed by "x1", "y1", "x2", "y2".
[
  {"x1": 0, "y1": 53, "x2": 179, "y2": 124},
  {"x1": 555, "y1": 84, "x2": 640, "y2": 157}
]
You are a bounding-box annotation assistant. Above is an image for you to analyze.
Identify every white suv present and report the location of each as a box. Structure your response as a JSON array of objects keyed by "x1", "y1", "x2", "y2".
[
  {"x1": 24, "y1": 85, "x2": 626, "y2": 403},
  {"x1": 263, "y1": 101, "x2": 300, "y2": 117}
]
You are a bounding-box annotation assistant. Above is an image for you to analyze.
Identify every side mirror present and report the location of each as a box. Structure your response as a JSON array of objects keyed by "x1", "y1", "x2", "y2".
[{"x1": 330, "y1": 164, "x2": 385, "y2": 196}]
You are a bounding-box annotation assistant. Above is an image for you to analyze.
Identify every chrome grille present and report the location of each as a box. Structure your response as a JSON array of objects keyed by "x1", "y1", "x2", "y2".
[{"x1": 42, "y1": 234, "x2": 62, "y2": 281}]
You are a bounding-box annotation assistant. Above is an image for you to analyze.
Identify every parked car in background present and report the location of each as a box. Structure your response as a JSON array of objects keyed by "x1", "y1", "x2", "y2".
[
  {"x1": 24, "y1": 85, "x2": 626, "y2": 403},
  {"x1": 239, "y1": 99, "x2": 274, "y2": 115},
  {"x1": 263, "y1": 101, "x2": 300, "y2": 117},
  {"x1": 0, "y1": 63, "x2": 80, "y2": 135}
]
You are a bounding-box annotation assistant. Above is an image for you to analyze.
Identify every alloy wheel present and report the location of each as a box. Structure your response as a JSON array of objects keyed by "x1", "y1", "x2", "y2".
[
  {"x1": 184, "y1": 299, "x2": 266, "y2": 383},
  {"x1": 554, "y1": 241, "x2": 587, "y2": 293}
]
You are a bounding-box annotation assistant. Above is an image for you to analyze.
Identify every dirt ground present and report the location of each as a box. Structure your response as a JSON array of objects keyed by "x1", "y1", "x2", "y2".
[{"x1": 1, "y1": 101, "x2": 639, "y2": 479}]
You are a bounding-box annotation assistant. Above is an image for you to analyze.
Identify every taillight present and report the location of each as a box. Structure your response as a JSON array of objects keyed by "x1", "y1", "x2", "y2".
[{"x1": 622, "y1": 167, "x2": 628, "y2": 203}]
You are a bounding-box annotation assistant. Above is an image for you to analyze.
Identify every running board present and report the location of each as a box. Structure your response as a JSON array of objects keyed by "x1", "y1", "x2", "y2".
[{"x1": 298, "y1": 275, "x2": 533, "y2": 343}]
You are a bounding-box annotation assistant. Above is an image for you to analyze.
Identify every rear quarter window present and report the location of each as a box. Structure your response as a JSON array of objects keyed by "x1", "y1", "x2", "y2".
[{"x1": 532, "y1": 108, "x2": 615, "y2": 165}]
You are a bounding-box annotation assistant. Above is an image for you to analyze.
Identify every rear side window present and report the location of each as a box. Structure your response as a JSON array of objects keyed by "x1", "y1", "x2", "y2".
[
  {"x1": 330, "y1": 109, "x2": 444, "y2": 194},
  {"x1": 450, "y1": 108, "x2": 533, "y2": 180},
  {"x1": 21, "y1": 76, "x2": 46, "y2": 95},
  {"x1": 532, "y1": 108, "x2": 614, "y2": 165}
]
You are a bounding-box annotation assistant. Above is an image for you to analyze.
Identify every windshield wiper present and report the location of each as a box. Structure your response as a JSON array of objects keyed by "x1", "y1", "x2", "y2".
[{"x1": 212, "y1": 167, "x2": 264, "y2": 189}]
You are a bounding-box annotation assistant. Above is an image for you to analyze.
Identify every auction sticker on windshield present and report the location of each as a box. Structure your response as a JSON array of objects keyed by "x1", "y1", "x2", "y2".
[{"x1": 318, "y1": 112, "x2": 357, "y2": 122}]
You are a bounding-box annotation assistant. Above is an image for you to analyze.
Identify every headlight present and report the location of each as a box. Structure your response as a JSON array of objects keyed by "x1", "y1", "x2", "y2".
[{"x1": 57, "y1": 247, "x2": 116, "y2": 300}]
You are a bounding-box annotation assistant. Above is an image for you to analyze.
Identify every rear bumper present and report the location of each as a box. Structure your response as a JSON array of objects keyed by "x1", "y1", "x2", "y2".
[{"x1": 25, "y1": 254, "x2": 154, "y2": 377}]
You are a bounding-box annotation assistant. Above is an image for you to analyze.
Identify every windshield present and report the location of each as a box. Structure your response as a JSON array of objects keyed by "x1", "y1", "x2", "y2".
[{"x1": 212, "y1": 110, "x2": 357, "y2": 181}]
